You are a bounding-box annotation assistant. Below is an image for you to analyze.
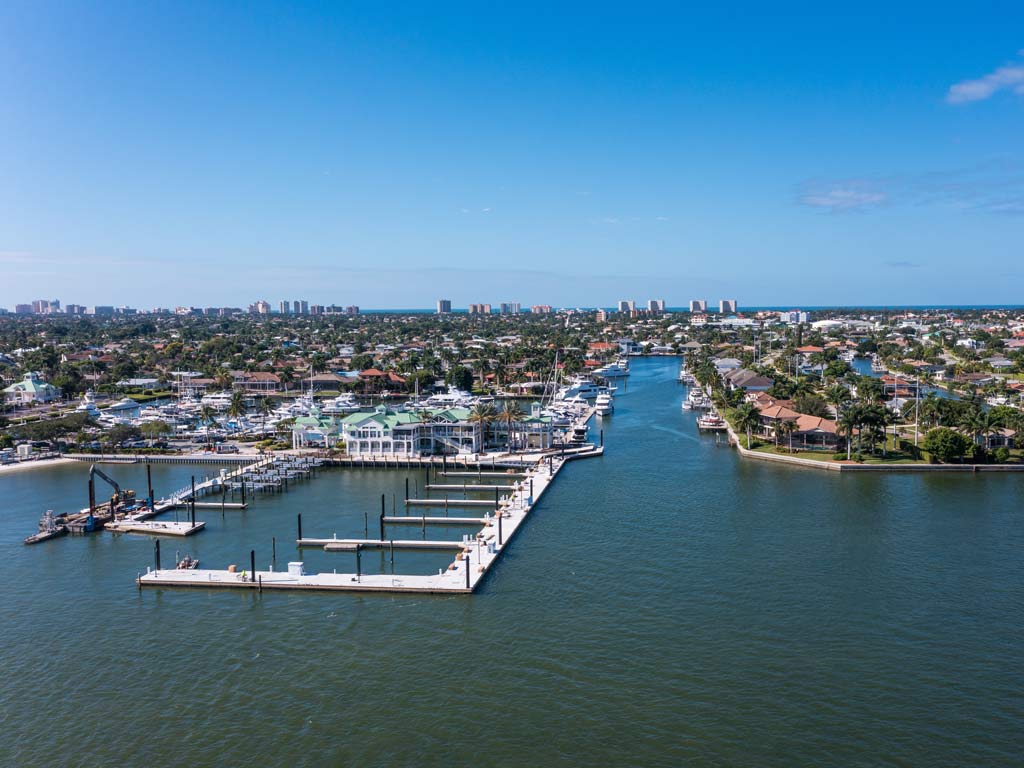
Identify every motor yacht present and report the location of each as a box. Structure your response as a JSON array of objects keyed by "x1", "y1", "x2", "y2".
[{"x1": 595, "y1": 393, "x2": 614, "y2": 416}]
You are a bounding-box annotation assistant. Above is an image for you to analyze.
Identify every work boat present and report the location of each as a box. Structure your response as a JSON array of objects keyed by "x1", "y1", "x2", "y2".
[
  {"x1": 697, "y1": 411, "x2": 727, "y2": 431},
  {"x1": 595, "y1": 393, "x2": 614, "y2": 416}
]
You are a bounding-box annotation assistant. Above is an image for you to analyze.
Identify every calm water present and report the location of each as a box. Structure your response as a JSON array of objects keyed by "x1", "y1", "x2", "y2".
[{"x1": 1, "y1": 358, "x2": 1021, "y2": 767}]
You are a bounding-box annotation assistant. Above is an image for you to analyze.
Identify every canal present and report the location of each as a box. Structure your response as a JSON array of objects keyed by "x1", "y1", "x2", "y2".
[{"x1": 1, "y1": 356, "x2": 1020, "y2": 767}]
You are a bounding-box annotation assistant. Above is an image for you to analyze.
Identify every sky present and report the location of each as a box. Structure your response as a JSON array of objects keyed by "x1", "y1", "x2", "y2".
[{"x1": 2, "y1": 1, "x2": 1023, "y2": 309}]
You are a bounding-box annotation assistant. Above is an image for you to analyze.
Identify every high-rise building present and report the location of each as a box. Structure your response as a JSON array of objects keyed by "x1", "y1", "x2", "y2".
[
  {"x1": 15, "y1": 304, "x2": 32, "y2": 315},
  {"x1": 468, "y1": 303, "x2": 492, "y2": 315},
  {"x1": 617, "y1": 299, "x2": 635, "y2": 313},
  {"x1": 310, "y1": 305, "x2": 324, "y2": 315},
  {"x1": 648, "y1": 299, "x2": 665, "y2": 313},
  {"x1": 595, "y1": 309, "x2": 608, "y2": 322},
  {"x1": 719, "y1": 299, "x2": 737, "y2": 314},
  {"x1": 500, "y1": 302, "x2": 520, "y2": 315},
  {"x1": 689, "y1": 299, "x2": 707, "y2": 313},
  {"x1": 437, "y1": 299, "x2": 452, "y2": 314},
  {"x1": 530, "y1": 305, "x2": 553, "y2": 314},
  {"x1": 346, "y1": 306, "x2": 360, "y2": 315},
  {"x1": 279, "y1": 301, "x2": 290, "y2": 314},
  {"x1": 65, "y1": 304, "x2": 86, "y2": 315},
  {"x1": 778, "y1": 310, "x2": 809, "y2": 324},
  {"x1": 249, "y1": 300, "x2": 271, "y2": 315},
  {"x1": 300, "y1": 300, "x2": 309, "y2": 315},
  {"x1": 89, "y1": 306, "x2": 115, "y2": 316}
]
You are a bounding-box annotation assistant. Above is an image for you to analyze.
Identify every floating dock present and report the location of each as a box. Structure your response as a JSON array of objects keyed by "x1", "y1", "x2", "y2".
[
  {"x1": 106, "y1": 520, "x2": 205, "y2": 536},
  {"x1": 138, "y1": 445, "x2": 604, "y2": 594}
]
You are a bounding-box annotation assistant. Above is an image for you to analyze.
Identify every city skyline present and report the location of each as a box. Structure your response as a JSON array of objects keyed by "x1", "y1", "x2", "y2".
[{"x1": 3, "y1": 4, "x2": 1024, "y2": 306}]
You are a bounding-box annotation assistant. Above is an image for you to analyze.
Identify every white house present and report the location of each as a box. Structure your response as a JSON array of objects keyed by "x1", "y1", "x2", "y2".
[{"x1": 3, "y1": 372, "x2": 60, "y2": 405}]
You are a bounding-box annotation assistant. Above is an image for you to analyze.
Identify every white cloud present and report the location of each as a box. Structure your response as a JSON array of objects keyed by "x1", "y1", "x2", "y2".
[
  {"x1": 947, "y1": 52, "x2": 1024, "y2": 104},
  {"x1": 798, "y1": 186, "x2": 886, "y2": 212}
]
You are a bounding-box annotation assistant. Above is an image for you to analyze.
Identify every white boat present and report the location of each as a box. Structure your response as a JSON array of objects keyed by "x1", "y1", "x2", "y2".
[
  {"x1": 595, "y1": 393, "x2": 614, "y2": 416},
  {"x1": 684, "y1": 388, "x2": 713, "y2": 410},
  {"x1": 76, "y1": 391, "x2": 101, "y2": 417},
  {"x1": 594, "y1": 360, "x2": 630, "y2": 379},
  {"x1": 839, "y1": 350, "x2": 857, "y2": 363},
  {"x1": 200, "y1": 391, "x2": 234, "y2": 410},
  {"x1": 555, "y1": 376, "x2": 601, "y2": 402},
  {"x1": 107, "y1": 397, "x2": 139, "y2": 412},
  {"x1": 697, "y1": 411, "x2": 727, "y2": 431},
  {"x1": 413, "y1": 386, "x2": 477, "y2": 410},
  {"x1": 321, "y1": 393, "x2": 361, "y2": 414}
]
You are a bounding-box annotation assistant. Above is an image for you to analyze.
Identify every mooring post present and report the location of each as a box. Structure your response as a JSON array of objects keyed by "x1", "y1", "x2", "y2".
[
  {"x1": 600, "y1": 429, "x2": 604, "y2": 448},
  {"x1": 356, "y1": 545, "x2": 362, "y2": 579},
  {"x1": 498, "y1": 510, "x2": 503, "y2": 546},
  {"x1": 190, "y1": 476, "x2": 196, "y2": 521},
  {"x1": 250, "y1": 549, "x2": 256, "y2": 582},
  {"x1": 146, "y1": 462, "x2": 153, "y2": 509},
  {"x1": 241, "y1": 479, "x2": 246, "y2": 505},
  {"x1": 405, "y1": 477, "x2": 409, "y2": 502},
  {"x1": 190, "y1": 498, "x2": 195, "y2": 527},
  {"x1": 297, "y1": 513, "x2": 302, "y2": 541},
  {"x1": 154, "y1": 539, "x2": 161, "y2": 571},
  {"x1": 443, "y1": 454, "x2": 447, "y2": 474},
  {"x1": 258, "y1": 574, "x2": 262, "y2": 593},
  {"x1": 530, "y1": 478, "x2": 534, "y2": 500},
  {"x1": 380, "y1": 494, "x2": 385, "y2": 541},
  {"x1": 272, "y1": 536, "x2": 276, "y2": 566},
  {"x1": 364, "y1": 509, "x2": 368, "y2": 538},
  {"x1": 221, "y1": 486, "x2": 226, "y2": 516},
  {"x1": 465, "y1": 550, "x2": 471, "y2": 589},
  {"x1": 390, "y1": 539, "x2": 394, "y2": 564},
  {"x1": 495, "y1": 486, "x2": 499, "y2": 509}
]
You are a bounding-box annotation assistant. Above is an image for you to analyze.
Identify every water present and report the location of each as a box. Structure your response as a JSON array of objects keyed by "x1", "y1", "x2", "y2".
[{"x1": 1, "y1": 358, "x2": 1021, "y2": 766}]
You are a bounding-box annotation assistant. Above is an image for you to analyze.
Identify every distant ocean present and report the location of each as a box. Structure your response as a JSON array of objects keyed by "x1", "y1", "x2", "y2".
[{"x1": 358, "y1": 305, "x2": 1024, "y2": 315}]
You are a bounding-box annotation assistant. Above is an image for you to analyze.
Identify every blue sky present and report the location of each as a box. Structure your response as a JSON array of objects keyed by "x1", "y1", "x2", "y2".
[{"x1": 2, "y1": 1, "x2": 1023, "y2": 309}]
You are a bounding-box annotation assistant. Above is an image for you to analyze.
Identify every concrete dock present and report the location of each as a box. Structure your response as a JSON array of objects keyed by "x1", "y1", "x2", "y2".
[
  {"x1": 106, "y1": 520, "x2": 205, "y2": 536},
  {"x1": 138, "y1": 444, "x2": 604, "y2": 594}
]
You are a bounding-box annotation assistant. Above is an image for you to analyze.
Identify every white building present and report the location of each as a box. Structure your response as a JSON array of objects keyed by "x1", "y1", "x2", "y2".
[
  {"x1": 617, "y1": 300, "x2": 635, "y2": 313},
  {"x1": 648, "y1": 299, "x2": 665, "y2": 313},
  {"x1": 689, "y1": 299, "x2": 706, "y2": 312},
  {"x1": 3, "y1": 372, "x2": 60, "y2": 405},
  {"x1": 719, "y1": 299, "x2": 737, "y2": 314}
]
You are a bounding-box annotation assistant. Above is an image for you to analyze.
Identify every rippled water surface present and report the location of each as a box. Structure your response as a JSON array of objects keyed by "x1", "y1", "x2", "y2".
[{"x1": 1, "y1": 358, "x2": 1022, "y2": 767}]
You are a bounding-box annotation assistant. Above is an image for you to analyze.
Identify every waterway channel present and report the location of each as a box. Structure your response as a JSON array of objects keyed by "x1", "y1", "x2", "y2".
[{"x1": 1, "y1": 357, "x2": 1020, "y2": 766}]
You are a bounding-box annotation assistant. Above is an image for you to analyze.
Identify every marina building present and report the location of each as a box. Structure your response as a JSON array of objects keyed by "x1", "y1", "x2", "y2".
[
  {"x1": 3, "y1": 372, "x2": 60, "y2": 405},
  {"x1": 310, "y1": 405, "x2": 556, "y2": 456}
]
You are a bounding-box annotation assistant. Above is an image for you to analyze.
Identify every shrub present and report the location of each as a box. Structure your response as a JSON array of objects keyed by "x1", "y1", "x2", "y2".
[
  {"x1": 993, "y1": 446, "x2": 1011, "y2": 464},
  {"x1": 832, "y1": 452, "x2": 847, "y2": 461}
]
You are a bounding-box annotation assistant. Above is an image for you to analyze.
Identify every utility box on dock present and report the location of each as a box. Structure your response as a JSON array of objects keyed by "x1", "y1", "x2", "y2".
[
  {"x1": 287, "y1": 562, "x2": 305, "y2": 577},
  {"x1": 16, "y1": 443, "x2": 32, "y2": 458}
]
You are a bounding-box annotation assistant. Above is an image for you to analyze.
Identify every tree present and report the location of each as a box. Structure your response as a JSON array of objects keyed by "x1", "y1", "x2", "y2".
[
  {"x1": 499, "y1": 400, "x2": 525, "y2": 452},
  {"x1": 776, "y1": 418, "x2": 796, "y2": 452},
  {"x1": 923, "y1": 427, "x2": 969, "y2": 463},
  {"x1": 468, "y1": 402, "x2": 496, "y2": 453},
  {"x1": 733, "y1": 402, "x2": 760, "y2": 449},
  {"x1": 227, "y1": 391, "x2": 246, "y2": 429},
  {"x1": 445, "y1": 366, "x2": 474, "y2": 392},
  {"x1": 140, "y1": 420, "x2": 171, "y2": 439},
  {"x1": 199, "y1": 404, "x2": 217, "y2": 447},
  {"x1": 825, "y1": 384, "x2": 851, "y2": 420}
]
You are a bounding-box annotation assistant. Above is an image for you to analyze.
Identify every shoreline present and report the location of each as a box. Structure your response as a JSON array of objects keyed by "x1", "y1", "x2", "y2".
[
  {"x1": 0, "y1": 456, "x2": 78, "y2": 475},
  {"x1": 723, "y1": 425, "x2": 1024, "y2": 473}
]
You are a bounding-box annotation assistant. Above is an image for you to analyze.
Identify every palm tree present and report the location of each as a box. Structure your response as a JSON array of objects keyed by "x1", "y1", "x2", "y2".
[
  {"x1": 227, "y1": 391, "x2": 246, "y2": 433},
  {"x1": 776, "y1": 418, "x2": 797, "y2": 452},
  {"x1": 500, "y1": 400, "x2": 525, "y2": 452},
  {"x1": 838, "y1": 408, "x2": 859, "y2": 460},
  {"x1": 468, "y1": 402, "x2": 496, "y2": 453},
  {"x1": 733, "y1": 402, "x2": 760, "y2": 449},
  {"x1": 257, "y1": 396, "x2": 272, "y2": 437},
  {"x1": 199, "y1": 404, "x2": 217, "y2": 448},
  {"x1": 825, "y1": 384, "x2": 851, "y2": 422}
]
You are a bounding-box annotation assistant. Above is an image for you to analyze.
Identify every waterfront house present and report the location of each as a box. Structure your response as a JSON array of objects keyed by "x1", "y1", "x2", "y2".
[
  {"x1": 723, "y1": 368, "x2": 774, "y2": 393},
  {"x1": 3, "y1": 372, "x2": 60, "y2": 405},
  {"x1": 231, "y1": 371, "x2": 282, "y2": 393}
]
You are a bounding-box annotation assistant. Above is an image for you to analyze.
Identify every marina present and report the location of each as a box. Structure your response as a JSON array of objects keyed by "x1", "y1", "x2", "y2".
[{"x1": 3, "y1": 357, "x2": 1023, "y2": 765}]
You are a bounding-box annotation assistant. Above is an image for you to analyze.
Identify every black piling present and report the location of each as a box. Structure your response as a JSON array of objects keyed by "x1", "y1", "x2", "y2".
[
  {"x1": 379, "y1": 494, "x2": 385, "y2": 541},
  {"x1": 250, "y1": 549, "x2": 256, "y2": 582},
  {"x1": 297, "y1": 513, "x2": 302, "y2": 541},
  {"x1": 190, "y1": 476, "x2": 196, "y2": 522},
  {"x1": 356, "y1": 545, "x2": 362, "y2": 578},
  {"x1": 364, "y1": 509, "x2": 368, "y2": 539},
  {"x1": 258, "y1": 574, "x2": 262, "y2": 593},
  {"x1": 146, "y1": 462, "x2": 153, "y2": 509},
  {"x1": 272, "y1": 536, "x2": 277, "y2": 567},
  {"x1": 241, "y1": 479, "x2": 246, "y2": 505},
  {"x1": 154, "y1": 539, "x2": 161, "y2": 571},
  {"x1": 530, "y1": 478, "x2": 534, "y2": 500},
  {"x1": 498, "y1": 511, "x2": 503, "y2": 545},
  {"x1": 405, "y1": 477, "x2": 409, "y2": 502},
  {"x1": 600, "y1": 429, "x2": 604, "y2": 448},
  {"x1": 465, "y1": 551, "x2": 470, "y2": 589}
]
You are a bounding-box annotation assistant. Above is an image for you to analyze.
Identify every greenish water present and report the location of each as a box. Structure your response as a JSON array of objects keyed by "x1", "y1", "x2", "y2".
[{"x1": 1, "y1": 357, "x2": 1021, "y2": 767}]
